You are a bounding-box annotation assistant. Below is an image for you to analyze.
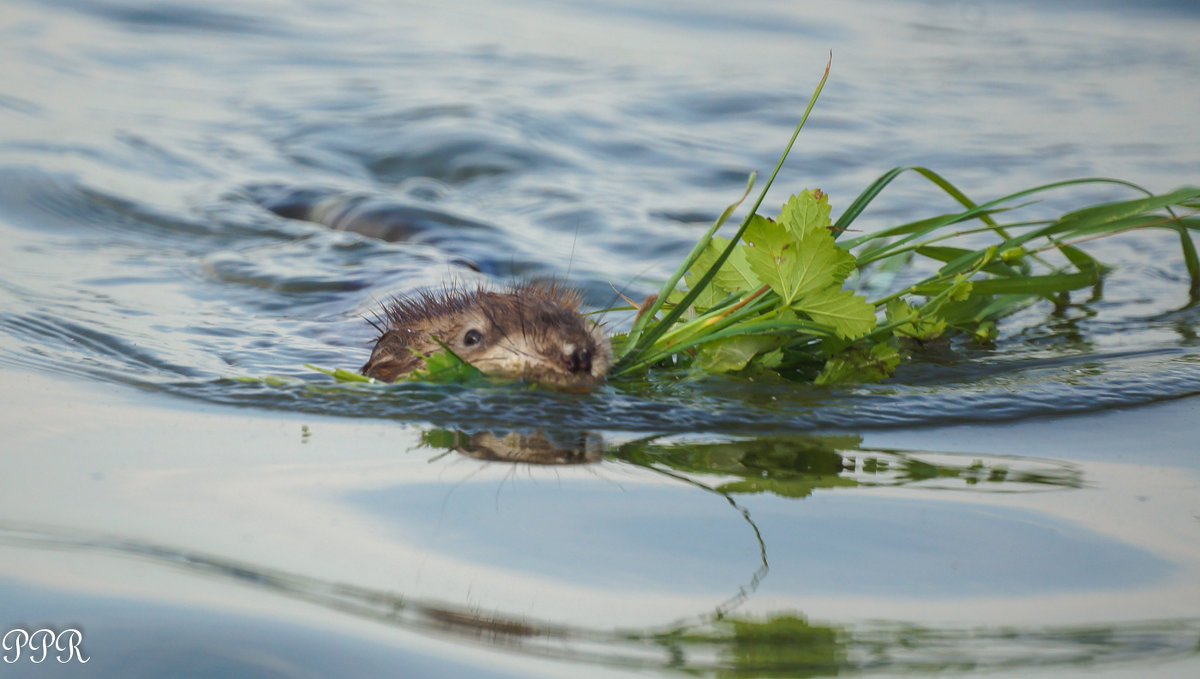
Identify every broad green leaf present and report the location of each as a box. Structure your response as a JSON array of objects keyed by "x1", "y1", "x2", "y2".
[
  {"x1": 884, "y1": 298, "x2": 912, "y2": 325},
  {"x1": 746, "y1": 229, "x2": 853, "y2": 305},
  {"x1": 408, "y1": 348, "x2": 485, "y2": 384},
  {"x1": 815, "y1": 342, "x2": 900, "y2": 385},
  {"x1": 723, "y1": 240, "x2": 759, "y2": 290},
  {"x1": 885, "y1": 299, "x2": 946, "y2": 340},
  {"x1": 742, "y1": 214, "x2": 791, "y2": 254},
  {"x1": 780, "y1": 189, "x2": 832, "y2": 238},
  {"x1": 745, "y1": 246, "x2": 803, "y2": 304},
  {"x1": 619, "y1": 172, "x2": 1200, "y2": 387},
  {"x1": 828, "y1": 245, "x2": 858, "y2": 284},
  {"x1": 688, "y1": 236, "x2": 756, "y2": 294},
  {"x1": 948, "y1": 273, "x2": 973, "y2": 302},
  {"x1": 756, "y1": 347, "x2": 785, "y2": 369},
  {"x1": 793, "y1": 286, "x2": 876, "y2": 339},
  {"x1": 681, "y1": 270, "x2": 728, "y2": 310},
  {"x1": 686, "y1": 239, "x2": 727, "y2": 295},
  {"x1": 694, "y1": 335, "x2": 784, "y2": 373}
]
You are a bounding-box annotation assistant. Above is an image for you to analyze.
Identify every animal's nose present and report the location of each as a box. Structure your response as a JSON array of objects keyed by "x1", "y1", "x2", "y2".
[{"x1": 564, "y1": 347, "x2": 592, "y2": 374}]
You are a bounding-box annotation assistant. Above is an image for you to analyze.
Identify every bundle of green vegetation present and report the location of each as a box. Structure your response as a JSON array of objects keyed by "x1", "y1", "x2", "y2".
[
  {"x1": 609, "y1": 60, "x2": 1199, "y2": 385},
  {"x1": 611, "y1": 180, "x2": 1198, "y2": 384}
]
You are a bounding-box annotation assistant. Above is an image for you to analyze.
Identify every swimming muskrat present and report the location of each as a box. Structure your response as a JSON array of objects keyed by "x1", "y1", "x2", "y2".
[
  {"x1": 363, "y1": 281, "x2": 611, "y2": 390},
  {"x1": 255, "y1": 187, "x2": 611, "y2": 388}
]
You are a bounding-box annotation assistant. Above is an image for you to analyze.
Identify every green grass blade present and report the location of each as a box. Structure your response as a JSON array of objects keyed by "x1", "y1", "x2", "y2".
[
  {"x1": 834, "y1": 166, "x2": 1006, "y2": 241},
  {"x1": 1054, "y1": 186, "x2": 1200, "y2": 231},
  {"x1": 914, "y1": 245, "x2": 1022, "y2": 277},
  {"x1": 305, "y1": 364, "x2": 373, "y2": 382},
  {"x1": 948, "y1": 271, "x2": 1098, "y2": 296},
  {"x1": 620, "y1": 171, "x2": 757, "y2": 352},
  {"x1": 1057, "y1": 243, "x2": 1101, "y2": 273},
  {"x1": 840, "y1": 175, "x2": 1160, "y2": 251},
  {"x1": 1174, "y1": 223, "x2": 1200, "y2": 295},
  {"x1": 614, "y1": 54, "x2": 833, "y2": 369}
]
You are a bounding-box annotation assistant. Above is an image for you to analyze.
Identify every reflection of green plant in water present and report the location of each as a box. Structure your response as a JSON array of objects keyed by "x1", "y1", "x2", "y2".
[
  {"x1": 617, "y1": 435, "x2": 859, "y2": 499},
  {"x1": 723, "y1": 615, "x2": 843, "y2": 678},
  {"x1": 864, "y1": 450, "x2": 1084, "y2": 490},
  {"x1": 416, "y1": 427, "x2": 1083, "y2": 496},
  {"x1": 639, "y1": 613, "x2": 1200, "y2": 678},
  {"x1": 642, "y1": 614, "x2": 844, "y2": 679},
  {"x1": 6, "y1": 521, "x2": 1192, "y2": 677},
  {"x1": 613, "y1": 434, "x2": 1082, "y2": 499}
]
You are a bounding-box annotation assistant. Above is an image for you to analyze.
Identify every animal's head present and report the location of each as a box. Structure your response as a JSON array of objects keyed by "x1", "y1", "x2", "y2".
[{"x1": 362, "y1": 281, "x2": 610, "y2": 390}]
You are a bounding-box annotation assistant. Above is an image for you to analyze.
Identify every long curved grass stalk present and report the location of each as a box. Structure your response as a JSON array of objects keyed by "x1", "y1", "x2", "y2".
[
  {"x1": 620, "y1": 171, "x2": 757, "y2": 346},
  {"x1": 834, "y1": 166, "x2": 1011, "y2": 240},
  {"x1": 613, "y1": 54, "x2": 833, "y2": 372},
  {"x1": 836, "y1": 171, "x2": 1159, "y2": 246},
  {"x1": 844, "y1": 178, "x2": 1158, "y2": 253},
  {"x1": 624, "y1": 319, "x2": 834, "y2": 371},
  {"x1": 865, "y1": 189, "x2": 1200, "y2": 316}
]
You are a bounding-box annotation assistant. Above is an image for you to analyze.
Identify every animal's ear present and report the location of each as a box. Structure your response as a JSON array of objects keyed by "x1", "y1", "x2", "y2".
[{"x1": 361, "y1": 332, "x2": 424, "y2": 382}]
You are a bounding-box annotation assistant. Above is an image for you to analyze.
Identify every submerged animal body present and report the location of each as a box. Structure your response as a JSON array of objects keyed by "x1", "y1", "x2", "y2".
[
  {"x1": 259, "y1": 186, "x2": 502, "y2": 273},
  {"x1": 363, "y1": 282, "x2": 611, "y2": 390}
]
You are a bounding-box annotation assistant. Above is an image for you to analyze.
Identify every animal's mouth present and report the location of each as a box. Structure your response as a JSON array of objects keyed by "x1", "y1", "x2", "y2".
[
  {"x1": 533, "y1": 370, "x2": 604, "y2": 391},
  {"x1": 464, "y1": 332, "x2": 611, "y2": 391},
  {"x1": 468, "y1": 352, "x2": 605, "y2": 391},
  {"x1": 560, "y1": 344, "x2": 594, "y2": 375},
  {"x1": 510, "y1": 360, "x2": 605, "y2": 391}
]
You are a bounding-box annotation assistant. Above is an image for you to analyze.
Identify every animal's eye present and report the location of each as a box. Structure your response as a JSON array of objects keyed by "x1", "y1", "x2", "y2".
[{"x1": 463, "y1": 329, "x2": 484, "y2": 346}]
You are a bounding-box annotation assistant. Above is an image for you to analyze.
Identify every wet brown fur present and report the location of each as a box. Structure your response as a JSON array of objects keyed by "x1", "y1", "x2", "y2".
[{"x1": 362, "y1": 281, "x2": 611, "y2": 390}]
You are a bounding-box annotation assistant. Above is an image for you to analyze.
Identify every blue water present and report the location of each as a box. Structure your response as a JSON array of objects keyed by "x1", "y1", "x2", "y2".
[
  {"x1": 353, "y1": 484, "x2": 1170, "y2": 595},
  {"x1": 2, "y1": 0, "x2": 1199, "y2": 676}
]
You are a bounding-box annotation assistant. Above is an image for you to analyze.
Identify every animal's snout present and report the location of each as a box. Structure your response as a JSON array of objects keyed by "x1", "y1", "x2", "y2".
[{"x1": 563, "y1": 346, "x2": 592, "y2": 374}]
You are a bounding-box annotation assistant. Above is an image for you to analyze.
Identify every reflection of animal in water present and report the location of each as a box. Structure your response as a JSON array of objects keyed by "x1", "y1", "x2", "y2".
[
  {"x1": 259, "y1": 188, "x2": 611, "y2": 389},
  {"x1": 442, "y1": 429, "x2": 605, "y2": 465}
]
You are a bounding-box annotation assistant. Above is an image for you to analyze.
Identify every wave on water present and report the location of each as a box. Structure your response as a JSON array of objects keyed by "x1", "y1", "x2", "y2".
[{"x1": 2, "y1": 155, "x2": 1199, "y2": 435}]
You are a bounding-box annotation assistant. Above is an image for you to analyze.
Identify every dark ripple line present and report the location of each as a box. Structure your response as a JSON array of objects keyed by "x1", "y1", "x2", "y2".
[
  {"x1": 1, "y1": 311, "x2": 203, "y2": 379},
  {"x1": 0, "y1": 167, "x2": 278, "y2": 251},
  {"x1": 6, "y1": 295, "x2": 1199, "y2": 433},
  {"x1": 2, "y1": 522, "x2": 1197, "y2": 676},
  {"x1": 45, "y1": 0, "x2": 285, "y2": 36},
  {"x1": 136, "y1": 352, "x2": 1200, "y2": 434}
]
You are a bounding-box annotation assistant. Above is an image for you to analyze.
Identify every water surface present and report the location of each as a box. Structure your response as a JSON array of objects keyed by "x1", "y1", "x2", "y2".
[{"x1": 1, "y1": 0, "x2": 1199, "y2": 676}]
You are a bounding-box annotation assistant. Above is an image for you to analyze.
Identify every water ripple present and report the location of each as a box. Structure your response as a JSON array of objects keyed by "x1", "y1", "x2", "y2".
[{"x1": 130, "y1": 347, "x2": 1200, "y2": 434}]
